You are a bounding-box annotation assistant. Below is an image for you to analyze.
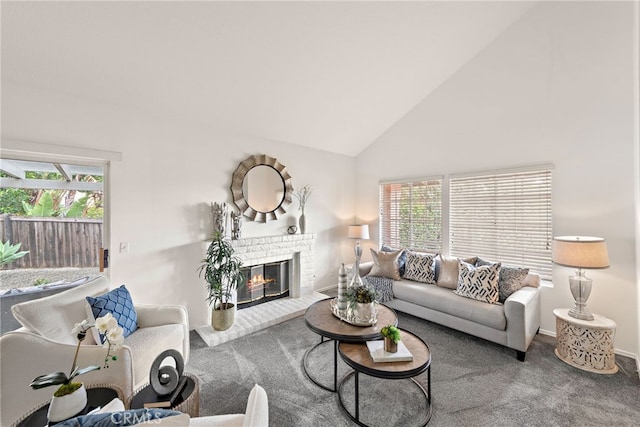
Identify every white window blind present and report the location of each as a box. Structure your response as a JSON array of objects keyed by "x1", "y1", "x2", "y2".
[
  {"x1": 449, "y1": 168, "x2": 552, "y2": 279},
  {"x1": 379, "y1": 179, "x2": 442, "y2": 252}
]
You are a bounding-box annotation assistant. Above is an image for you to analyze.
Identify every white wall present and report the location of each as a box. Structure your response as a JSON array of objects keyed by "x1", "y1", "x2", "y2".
[
  {"x1": 356, "y1": 1, "x2": 639, "y2": 356},
  {"x1": 1, "y1": 83, "x2": 357, "y2": 329}
]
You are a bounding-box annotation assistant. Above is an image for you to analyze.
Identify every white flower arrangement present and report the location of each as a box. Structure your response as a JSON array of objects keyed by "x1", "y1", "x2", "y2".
[{"x1": 30, "y1": 313, "x2": 124, "y2": 396}]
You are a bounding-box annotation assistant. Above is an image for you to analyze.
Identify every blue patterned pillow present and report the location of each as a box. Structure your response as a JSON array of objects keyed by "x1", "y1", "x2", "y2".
[{"x1": 86, "y1": 285, "x2": 138, "y2": 340}]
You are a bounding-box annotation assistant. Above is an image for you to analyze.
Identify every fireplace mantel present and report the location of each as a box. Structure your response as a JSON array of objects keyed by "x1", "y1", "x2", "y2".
[{"x1": 229, "y1": 233, "x2": 316, "y2": 297}]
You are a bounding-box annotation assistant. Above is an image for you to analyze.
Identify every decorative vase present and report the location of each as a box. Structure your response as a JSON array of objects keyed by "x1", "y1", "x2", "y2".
[
  {"x1": 384, "y1": 337, "x2": 398, "y2": 353},
  {"x1": 47, "y1": 383, "x2": 87, "y2": 422},
  {"x1": 353, "y1": 302, "x2": 376, "y2": 324},
  {"x1": 211, "y1": 303, "x2": 235, "y2": 331},
  {"x1": 337, "y1": 264, "x2": 348, "y2": 316},
  {"x1": 299, "y1": 212, "x2": 306, "y2": 234}
]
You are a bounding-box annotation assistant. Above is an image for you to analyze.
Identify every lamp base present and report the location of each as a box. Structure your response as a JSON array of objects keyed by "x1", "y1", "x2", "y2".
[
  {"x1": 568, "y1": 270, "x2": 594, "y2": 321},
  {"x1": 568, "y1": 306, "x2": 594, "y2": 321}
]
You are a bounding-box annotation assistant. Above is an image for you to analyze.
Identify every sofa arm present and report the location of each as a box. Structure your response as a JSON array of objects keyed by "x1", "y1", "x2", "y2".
[
  {"x1": 0, "y1": 330, "x2": 135, "y2": 427},
  {"x1": 359, "y1": 261, "x2": 374, "y2": 277},
  {"x1": 135, "y1": 304, "x2": 190, "y2": 364},
  {"x1": 504, "y1": 286, "x2": 541, "y2": 353}
]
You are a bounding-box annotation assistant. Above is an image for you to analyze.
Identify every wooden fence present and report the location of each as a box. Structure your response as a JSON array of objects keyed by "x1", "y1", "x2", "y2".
[{"x1": 0, "y1": 215, "x2": 102, "y2": 269}]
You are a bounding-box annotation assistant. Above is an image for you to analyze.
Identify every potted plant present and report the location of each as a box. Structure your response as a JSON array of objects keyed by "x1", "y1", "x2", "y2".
[
  {"x1": 30, "y1": 314, "x2": 122, "y2": 422},
  {"x1": 380, "y1": 324, "x2": 401, "y2": 353},
  {"x1": 347, "y1": 283, "x2": 377, "y2": 324},
  {"x1": 199, "y1": 231, "x2": 245, "y2": 331}
]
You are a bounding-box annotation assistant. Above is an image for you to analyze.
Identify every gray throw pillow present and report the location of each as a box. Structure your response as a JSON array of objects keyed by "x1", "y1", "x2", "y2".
[
  {"x1": 369, "y1": 248, "x2": 402, "y2": 280},
  {"x1": 499, "y1": 267, "x2": 530, "y2": 302}
]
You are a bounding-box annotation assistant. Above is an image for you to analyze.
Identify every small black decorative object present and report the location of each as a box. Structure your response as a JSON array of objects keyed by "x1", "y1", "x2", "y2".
[
  {"x1": 287, "y1": 225, "x2": 298, "y2": 235},
  {"x1": 149, "y1": 349, "x2": 184, "y2": 396}
]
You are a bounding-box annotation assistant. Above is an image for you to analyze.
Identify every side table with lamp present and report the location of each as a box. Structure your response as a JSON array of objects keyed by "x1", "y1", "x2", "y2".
[{"x1": 551, "y1": 236, "x2": 617, "y2": 374}]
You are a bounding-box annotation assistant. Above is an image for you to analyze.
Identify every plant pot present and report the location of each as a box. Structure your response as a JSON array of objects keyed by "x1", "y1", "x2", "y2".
[
  {"x1": 353, "y1": 302, "x2": 376, "y2": 324},
  {"x1": 384, "y1": 337, "x2": 398, "y2": 353},
  {"x1": 47, "y1": 383, "x2": 87, "y2": 422},
  {"x1": 211, "y1": 303, "x2": 236, "y2": 331}
]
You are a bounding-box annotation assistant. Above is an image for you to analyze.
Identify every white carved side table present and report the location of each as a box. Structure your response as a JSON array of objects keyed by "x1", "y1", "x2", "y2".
[{"x1": 553, "y1": 308, "x2": 617, "y2": 374}]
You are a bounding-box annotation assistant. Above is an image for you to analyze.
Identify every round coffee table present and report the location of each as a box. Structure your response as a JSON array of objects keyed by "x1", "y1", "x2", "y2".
[
  {"x1": 303, "y1": 298, "x2": 398, "y2": 392},
  {"x1": 338, "y1": 329, "x2": 432, "y2": 427}
]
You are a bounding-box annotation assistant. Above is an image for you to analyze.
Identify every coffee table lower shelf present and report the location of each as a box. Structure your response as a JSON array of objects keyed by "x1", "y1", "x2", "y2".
[{"x1": 337, "y1": 330, "x2": 432, "y2": 427}]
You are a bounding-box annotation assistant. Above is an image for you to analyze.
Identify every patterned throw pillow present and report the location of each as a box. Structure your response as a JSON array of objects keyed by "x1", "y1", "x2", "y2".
[
  {"x1": 499, "y1": 267, "x2": 530, "y2": 302},
  {"x1": 454, "y1": 261, "x2": 502, "y2": 304},
  {"x1": 86, "y1": 285, "x2": 138, "y2": 342},
  {"x1": 403, "y1": 251, "x2": 437, "y2": 284},
  {"x1": 369, "y1": 249, "x2": 402, "y2": 280},
  {"x1": 476, "y1": 258, "x2": 530, "y2": 302},
  {"x1": 381, "y1": 245, "x2": 407, "y2": 276}
]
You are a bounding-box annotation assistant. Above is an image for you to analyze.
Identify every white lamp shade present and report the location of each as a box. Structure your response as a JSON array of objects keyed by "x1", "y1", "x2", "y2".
[
  {"x1": 348, "y1": 224, "x2": 370, "y2": 240},
  {"x1": 552, "y1": 236, "x2": 610, "y2": 269}
]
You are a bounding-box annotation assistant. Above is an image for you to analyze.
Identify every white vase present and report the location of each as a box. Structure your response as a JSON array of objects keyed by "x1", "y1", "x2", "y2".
[
  {"x1": 47, "y1": 383, "x2": 87, "y2": 422},
  {"x1": 299, "y1": 213, "x2": 307, "y2": 234}
]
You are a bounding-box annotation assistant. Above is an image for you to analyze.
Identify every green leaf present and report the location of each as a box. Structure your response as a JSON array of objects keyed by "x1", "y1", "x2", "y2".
[
  {"x1": 73, "y1": 365, "x2": 101, "y2": 377},
  {"x1": 0, "y1": 240, "x2": 29, "y2": 266},
  {"x1": 65, "y1": 196, "x2": 88, "y2": 218},
  {"x1": 30, "y1": 372, "x2": 69, "y2": 389}
]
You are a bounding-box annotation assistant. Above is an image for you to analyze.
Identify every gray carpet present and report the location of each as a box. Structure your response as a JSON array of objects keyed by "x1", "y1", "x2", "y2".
[{"x1": 187, "y1": 308, "x2": 640, "y2": 426}]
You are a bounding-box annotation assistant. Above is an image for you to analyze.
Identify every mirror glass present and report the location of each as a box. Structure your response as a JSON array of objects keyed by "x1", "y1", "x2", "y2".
[
  {"x1": 242, "y1": 166, "x2": 285, "y2": 213},
  {"x1": 230, "y1": 154, "x2": 293, "y2": 222}
]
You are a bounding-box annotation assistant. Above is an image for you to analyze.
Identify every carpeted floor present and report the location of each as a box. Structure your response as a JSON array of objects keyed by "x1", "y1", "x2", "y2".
[{"x1": 187, "y1": 306, "x2": 640, "y2": 426}]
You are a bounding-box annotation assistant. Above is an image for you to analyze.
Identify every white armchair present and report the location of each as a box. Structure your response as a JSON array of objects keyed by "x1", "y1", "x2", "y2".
[{"x1": 0, "y1": 276, "x2": 190, "y2": 427}]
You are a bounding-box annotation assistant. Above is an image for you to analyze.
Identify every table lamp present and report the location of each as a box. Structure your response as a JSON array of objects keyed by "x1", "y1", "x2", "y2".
[
  {"x1": 348, "y1": 224, "x2": 370, "y2": 287},
  {"x1": 552, "y1": 236, "x2": 609, "y2": 321}
]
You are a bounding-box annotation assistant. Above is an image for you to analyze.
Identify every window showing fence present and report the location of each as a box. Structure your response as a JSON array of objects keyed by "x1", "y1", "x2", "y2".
[{"x1": 379, "y1": 178, "x2": 443, "y2": 253}]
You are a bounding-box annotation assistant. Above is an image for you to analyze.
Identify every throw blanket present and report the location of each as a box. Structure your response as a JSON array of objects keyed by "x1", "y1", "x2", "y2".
[
  {"x1": 56, "y1": 409, "x2": 181, "y2": 427},
  {"x1": 363, "y1": 276, "x2": 394, "y2": 303}
]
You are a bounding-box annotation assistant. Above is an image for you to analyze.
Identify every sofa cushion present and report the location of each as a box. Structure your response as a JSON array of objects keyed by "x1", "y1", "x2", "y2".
[
  {"x1": 369, "y1": 248, "x2": 402, "y2": 280},
  {"x1": 436, "y1": 255, "x2": 478, "y2": 289},
  {"x1": 392, "y1": 280, "x2": 506, "y2": 330},
  {"x1": 403, "y1": 251, "x2": 437, "y2": 284},
  {"x1": 381, "y1": 245, "x2": 407, "y2": 276},
  {"x1": 86, "y1": 285, "x2": 138, "y2": 341},
  {"x1": 11, "y1": 276, "x2": 110, "y2": 345},
  {"x1": 454, "y1": 261, "x2": 501, "y2": 304}
]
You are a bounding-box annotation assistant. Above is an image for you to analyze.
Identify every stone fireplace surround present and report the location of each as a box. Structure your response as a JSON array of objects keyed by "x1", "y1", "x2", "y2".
[{"x1": 196, "y1": 233, "x2": 327, "y2": 346}]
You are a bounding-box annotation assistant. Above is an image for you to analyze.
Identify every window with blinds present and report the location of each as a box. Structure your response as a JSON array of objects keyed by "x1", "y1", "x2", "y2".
[
  {"x1": 379, "y1": 179, "x2": 442, "y2": 252},
  {"x1": 449, "y1": 168, "x2": 552, "y2": 279}
]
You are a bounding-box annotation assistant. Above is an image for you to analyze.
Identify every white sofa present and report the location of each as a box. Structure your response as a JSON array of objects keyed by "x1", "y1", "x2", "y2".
[
  {"x1": 0, "y1": 275, "x2": 190, "y2": 427},
  {"x1": 361, "y1": 257, "x2": 541, "y2": 361}
]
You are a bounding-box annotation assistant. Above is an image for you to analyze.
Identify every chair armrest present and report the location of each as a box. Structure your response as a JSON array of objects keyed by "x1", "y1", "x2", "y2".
[
  {"x1": 135, "y1": 304, "x2": 190, "y2": 363},
  {"x1": 504, "y1": 286, "x2": 541, "y2": 352},
  {"x1": 0, "y1": 330, "x2": 134, "y2": 427},
  {"x1": 188, "y1": 414, "x2": 245, "y2": 426}
]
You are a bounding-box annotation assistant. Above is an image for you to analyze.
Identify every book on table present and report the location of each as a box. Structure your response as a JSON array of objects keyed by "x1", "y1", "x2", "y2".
[{"x1": 366, "y1": 340, "x2": 413, "y2": 362}]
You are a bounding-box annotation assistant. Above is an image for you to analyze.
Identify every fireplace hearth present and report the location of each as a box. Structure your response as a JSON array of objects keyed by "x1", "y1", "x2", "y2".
[{"x1": 238, "y1": 260, "x2": 289, "y2": 309}]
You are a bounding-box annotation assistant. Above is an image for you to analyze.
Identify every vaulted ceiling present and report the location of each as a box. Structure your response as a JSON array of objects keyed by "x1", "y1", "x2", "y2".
[{"x1": 1, "y1": 1, "x2": 535, "y2": 156}]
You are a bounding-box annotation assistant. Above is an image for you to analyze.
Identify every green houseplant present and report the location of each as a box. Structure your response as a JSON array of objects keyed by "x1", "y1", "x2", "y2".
[
  {"x1": 380, "y1": 324, "x2": 401, "y2": 353},
  {"x1": 346, "y1": 283, "x2": 377, "y2": 324},
  {"x1": 0, "y1": 240, "x2": 29, "y2": 266},
  {"x1": 199, "y1": 231, "x2": 245, "y2": 331}
]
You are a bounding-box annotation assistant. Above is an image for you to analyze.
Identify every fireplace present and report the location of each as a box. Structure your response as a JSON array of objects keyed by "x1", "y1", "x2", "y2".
[{"x1": 238, "y1": 260, "x2": 289, "y2": 309}]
